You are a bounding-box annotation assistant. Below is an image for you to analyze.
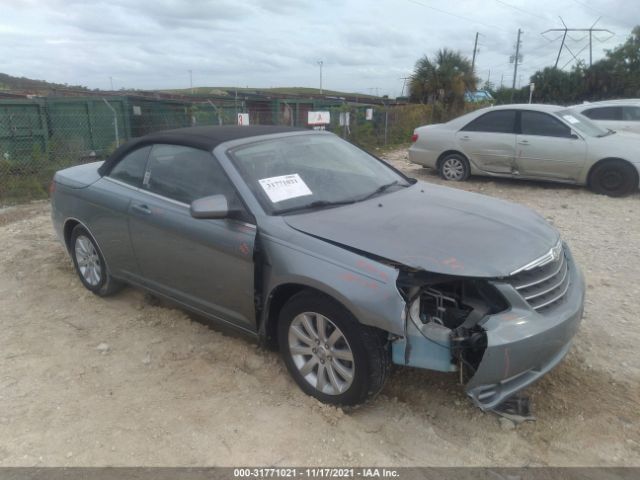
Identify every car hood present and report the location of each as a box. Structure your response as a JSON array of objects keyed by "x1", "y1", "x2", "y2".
[{"x1": 283, "y1": 182, "x2": 559, "y2": 278}]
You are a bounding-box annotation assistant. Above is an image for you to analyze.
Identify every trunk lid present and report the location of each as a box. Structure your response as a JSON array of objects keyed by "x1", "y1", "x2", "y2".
[{"x1": 54, "y1": 161, "x2": 104, "y2": 189}]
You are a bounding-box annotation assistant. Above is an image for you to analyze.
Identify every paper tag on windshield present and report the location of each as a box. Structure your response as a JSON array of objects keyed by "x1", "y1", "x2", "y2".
[
  {"x1": 258, "y1": 174, "x2": 312, "y2": 203},
  {"x1": 562, "y1": 114, "x2": 580, "y2": 124}
]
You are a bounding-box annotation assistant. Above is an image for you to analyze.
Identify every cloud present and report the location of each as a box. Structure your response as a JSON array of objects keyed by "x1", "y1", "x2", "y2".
[{"x1": 0, "y1": 0, "x2": 636, "y2": 96}]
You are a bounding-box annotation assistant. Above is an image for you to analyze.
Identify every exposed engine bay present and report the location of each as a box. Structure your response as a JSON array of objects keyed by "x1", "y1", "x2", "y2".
[{"x1": 395, "y1": 271, "x2": 509, "y2": 382}]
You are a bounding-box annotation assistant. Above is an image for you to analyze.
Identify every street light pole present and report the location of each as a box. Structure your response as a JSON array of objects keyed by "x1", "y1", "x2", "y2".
[
  {"x1": 317, "y1": 60, "x2": 323, "y2": 95},
  {"x1": 189, "y1": 70, "x2": 193, "y2": 94}
]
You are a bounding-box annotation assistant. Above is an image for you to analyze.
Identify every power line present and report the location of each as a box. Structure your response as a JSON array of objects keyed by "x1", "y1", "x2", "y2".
[
  {"x1": 493, "y1": 0, "x2": 548, "y2": 21},
  {"x1": 568, "y1": 0, "x2": 636, "y2": 30},
  {"x1": 406, "y1": 0, "x2": 508, "y2": 33},
  {"x1": 483, "y1": 35, "x2": 557, "y2": 72}
]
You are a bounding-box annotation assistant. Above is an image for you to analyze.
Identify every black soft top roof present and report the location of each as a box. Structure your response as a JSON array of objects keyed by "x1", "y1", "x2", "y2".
[{"x1": 98, "y1": 125, "x2": 305, "y2": 175}]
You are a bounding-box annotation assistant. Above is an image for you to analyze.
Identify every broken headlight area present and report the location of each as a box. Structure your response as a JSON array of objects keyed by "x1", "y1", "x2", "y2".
[{"x1": 393, "y1": 274, "x2": 509, "y2": 382}]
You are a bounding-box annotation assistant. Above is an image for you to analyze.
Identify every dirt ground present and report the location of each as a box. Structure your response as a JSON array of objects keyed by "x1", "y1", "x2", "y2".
[{"x1": 0, "y1": 149, "x2": 639, "y2": 467}]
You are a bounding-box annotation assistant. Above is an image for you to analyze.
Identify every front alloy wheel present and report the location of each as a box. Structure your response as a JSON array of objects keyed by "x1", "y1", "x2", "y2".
[
  {"x1": 278, "y1": 290, "x2": 389, "y2": 405},
  {"x1": 288, "y1": 312, "x2": 355, "y2": 395}
]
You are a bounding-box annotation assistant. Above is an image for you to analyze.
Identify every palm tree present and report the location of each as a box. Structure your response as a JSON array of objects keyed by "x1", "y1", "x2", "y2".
[{"x1": 410, "y1": 49, "x2": 477, "y2": 110}]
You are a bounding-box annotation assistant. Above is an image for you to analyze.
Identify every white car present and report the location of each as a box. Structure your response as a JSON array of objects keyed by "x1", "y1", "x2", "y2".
[
  {"x1": 408, "y1": 104, "x2": 640, "y2": 197},
  {"x1": 572, "y1": 99, "x2": 640, "y2": 135}
]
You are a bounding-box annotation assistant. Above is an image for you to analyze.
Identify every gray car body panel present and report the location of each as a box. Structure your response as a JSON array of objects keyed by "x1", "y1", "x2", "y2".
[
  {"x1": 258, "y1": 222, "x2": 406, "y2": 336},
  {"x1": 466, "y1": 245, "x2": 584, "y2": 409},
  {"x1": 281, "y1": 180, "x2": 559, "y2": 278},
  {"x1": 51, "y1": 129, "x2": 585, "y2": 409}
]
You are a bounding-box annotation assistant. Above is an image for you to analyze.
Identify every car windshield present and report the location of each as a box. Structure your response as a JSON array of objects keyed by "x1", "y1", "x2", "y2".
[
  {"x1": 228, "y1": 133, "x2": 410, "y2": 214},
  {"x1": 555, "y1": 109, "x2": 610, "y2": 137}
]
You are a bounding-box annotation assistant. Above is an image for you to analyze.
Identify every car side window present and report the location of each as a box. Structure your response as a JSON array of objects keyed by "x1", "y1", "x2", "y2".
[
  {"x1": 583, "y1": 106, "x2": 623, "y2": 121},
  {"x1": 461, "y1": 110, "x2": 516, "y2": 133},
  {"x1": 520, "y1": 111, "x2": 572, "y2": 138},
  {"x1": 109, "y1": 146, "x2": 151, "y2": 187},
  {"x1": 144, "y1": 144, "x2": 250, "y2": 220},
  {"x1": 623, "y1": 106, "x2": 640, "y2": 121}
]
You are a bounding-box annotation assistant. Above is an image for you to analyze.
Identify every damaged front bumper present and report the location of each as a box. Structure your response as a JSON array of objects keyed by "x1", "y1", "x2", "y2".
[{"x1": 392, "y1": 246, "x2": 585, "y2": 410}]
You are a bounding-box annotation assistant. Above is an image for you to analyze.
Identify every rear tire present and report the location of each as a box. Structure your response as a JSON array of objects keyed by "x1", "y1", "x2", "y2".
[
  {"x1": 438, "y1": 153, "x2": 470, "y2": 181},
  {"x1": 277, "y1": 291, "x2": 389, "y2": 406},
  {"x1": 70, "y1": 225, "x2": 124, "y2": 296},
  {"x1": 589, "y1": 160, "x2": 638, "y2": 197}
]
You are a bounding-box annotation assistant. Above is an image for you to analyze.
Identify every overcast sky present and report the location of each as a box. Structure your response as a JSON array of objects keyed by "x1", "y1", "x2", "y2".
[{"x1": 1, "y1": 0, "x2": 637, "y2": 97}]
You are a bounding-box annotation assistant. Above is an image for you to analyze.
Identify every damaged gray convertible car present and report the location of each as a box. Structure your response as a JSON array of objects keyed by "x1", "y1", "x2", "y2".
[{"x1": 51, "y1": 126, "x2": 585, "y2": 410}]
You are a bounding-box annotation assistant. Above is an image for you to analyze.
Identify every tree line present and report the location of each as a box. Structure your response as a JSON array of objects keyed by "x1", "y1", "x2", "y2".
[{"x1": 409, "y1": 26, "x2": 640, "y2": 110}]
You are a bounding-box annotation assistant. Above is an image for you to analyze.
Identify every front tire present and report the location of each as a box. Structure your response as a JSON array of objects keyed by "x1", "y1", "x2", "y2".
[
  {"x1": 438, "y1": 153, "x2": 470, "y2": 181},
  {"x1": 70, "y1": 225, "x2": 123, "y2": 296},
  {"x1": 589, "y1": 160, "x2": 638, "y2": 197},
  {"x1": 278, "y1": 291, "x2": 389, "y2": 406}
]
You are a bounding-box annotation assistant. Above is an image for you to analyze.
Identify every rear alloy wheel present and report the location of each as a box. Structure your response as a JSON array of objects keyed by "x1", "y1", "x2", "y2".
[
  {"x1": 278, "y1": 291, "x2": 389, "y2": 405},
  {"x1": 590, "y1": 160, "x2": 638, "y2": 197},
  {"x1": 70, "y1": 225, "x2": 124, "y2": 296},
  {"x1": 439, "y1": 153, "x2": 470, "y2": 181}
]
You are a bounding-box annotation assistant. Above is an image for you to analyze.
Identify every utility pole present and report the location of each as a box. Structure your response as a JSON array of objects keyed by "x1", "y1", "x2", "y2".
[
  {"x1": 109, "y1": 76, "x2": 114, "y2": 90},
  {"x1": 189, "y1": 70, "x2": 193, "y2": 94},
  {"x1": 317, "y1": 60, "x2": 323, "y2": 95},
  {"x1": 511, "y1": 28, "x2": 522, "y2": 102},
  {"x1": 471, "y1": 32, "x2": 480, "y2": 74}
]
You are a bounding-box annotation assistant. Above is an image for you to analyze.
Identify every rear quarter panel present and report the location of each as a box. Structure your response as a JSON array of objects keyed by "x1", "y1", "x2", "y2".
[
  {"x1": 52, "y1": 168, "x2": 137, "y2": 277},
  {"x1": 408, "y1": 125, "x2": 455, "y2": 168}
]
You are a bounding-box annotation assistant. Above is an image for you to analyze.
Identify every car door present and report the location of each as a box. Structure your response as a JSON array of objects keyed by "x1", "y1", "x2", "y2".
[
  {"x1": 127, "y1": 144, "x2": 257, "y2": 331},
  {"x1": 92, "y1": 145, "x2": 152, "y2": 278},
  {"x1": 455, "y1": 110, "x2": 517, "y2": 174},
  {"x1": 515, "y1": 110, "x2": 586, "y2": 181}
]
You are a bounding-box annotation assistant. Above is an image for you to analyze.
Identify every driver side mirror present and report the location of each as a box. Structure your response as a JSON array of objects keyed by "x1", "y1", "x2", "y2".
[
  {"x1": 570, "y1": 131, "x2": 580, "y2": 140},
  {"x1": 190, "y1": 194, "x2": 228, "y2": 219}
]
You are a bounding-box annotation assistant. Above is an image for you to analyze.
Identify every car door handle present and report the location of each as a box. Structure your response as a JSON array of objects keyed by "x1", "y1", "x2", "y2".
[
  {"x1": 131, "y1": 204, "x2": 151, "y2": 215},
  {"x1": 518, "y1": 140, "x2": 529, "y2": 145}
]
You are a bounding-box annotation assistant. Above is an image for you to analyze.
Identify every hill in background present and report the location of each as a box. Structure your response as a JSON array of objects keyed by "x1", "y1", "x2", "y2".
[
  {"x1": 0, "y1": 72, "x2": 382, "y2": 100},
  {"x1": 0, "y1": 72, "x2": 89, "y2": 95},
  {"x1": 164, "y1": 86, "x2": 381, "y2": 99}
]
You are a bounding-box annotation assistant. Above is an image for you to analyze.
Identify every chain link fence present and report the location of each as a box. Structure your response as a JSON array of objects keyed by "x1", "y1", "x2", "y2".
[{"x1": 1, "y1": 97, "x2": 484, "y2": 204}]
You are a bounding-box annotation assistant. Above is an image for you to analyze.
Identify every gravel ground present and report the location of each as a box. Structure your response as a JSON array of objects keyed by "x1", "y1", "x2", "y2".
[{"x1": 0, "y1": 148, "x2": 638, "y2": 466}]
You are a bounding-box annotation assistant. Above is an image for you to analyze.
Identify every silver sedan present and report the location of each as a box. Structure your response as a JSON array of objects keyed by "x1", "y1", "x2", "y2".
[{"x1": 409, "y1": 104, "x2": 640, "y2": 196}]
